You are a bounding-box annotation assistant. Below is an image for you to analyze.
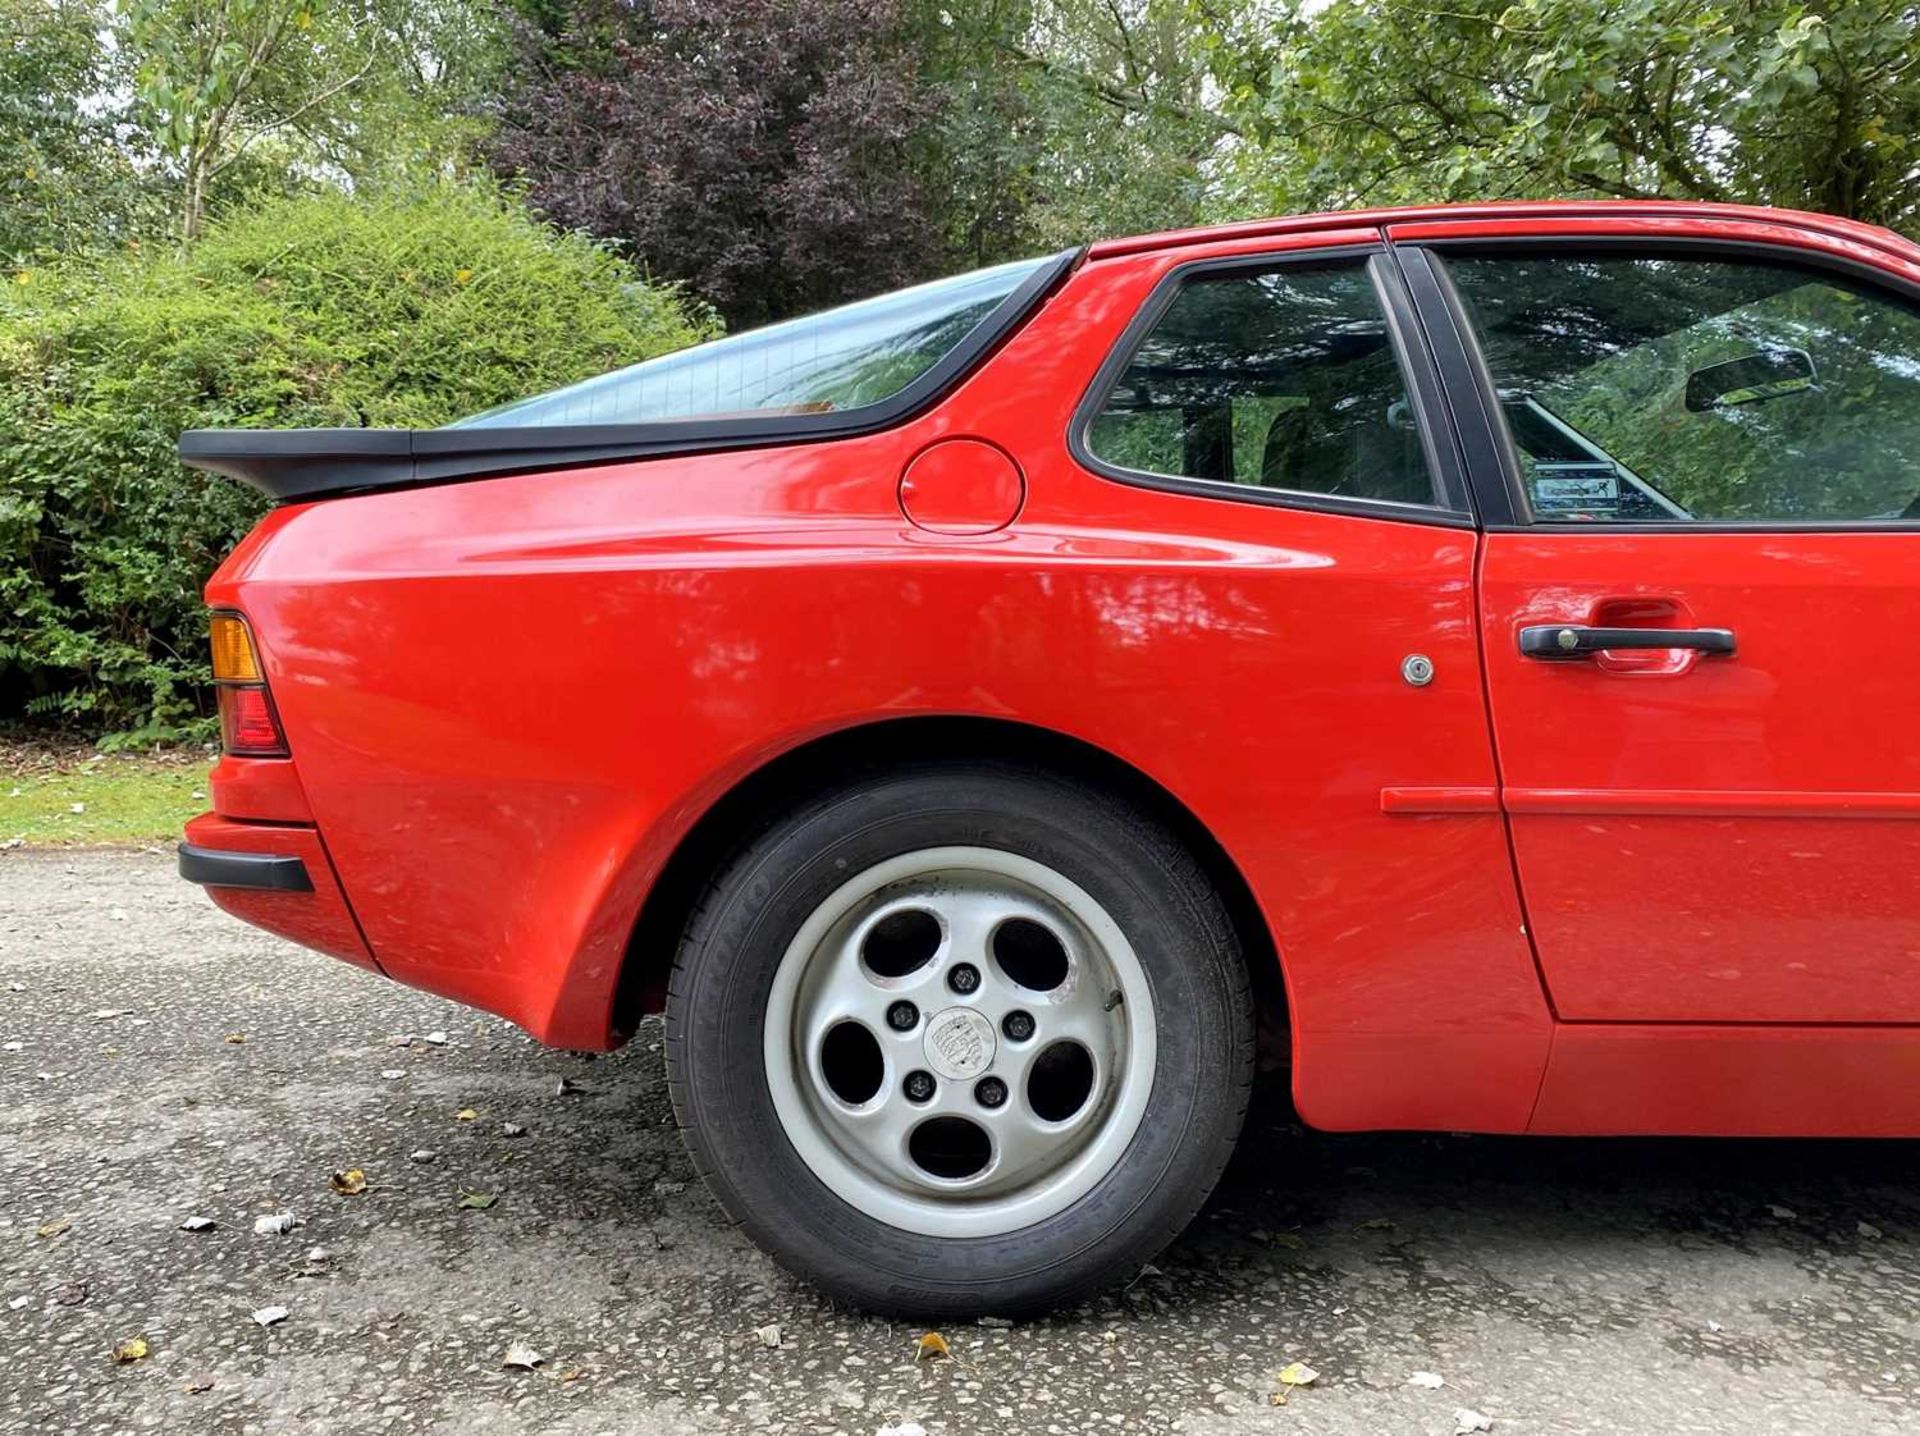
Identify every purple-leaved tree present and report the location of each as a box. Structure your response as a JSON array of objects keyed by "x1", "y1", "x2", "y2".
[{"x1": 486, "y1": 0, "x2": 945, "y2": 328}]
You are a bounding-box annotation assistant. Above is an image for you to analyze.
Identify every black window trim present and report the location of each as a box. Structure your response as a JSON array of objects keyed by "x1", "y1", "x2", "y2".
[
  {"x1": 180, "y1": 247, "x2": 1083, "y2": 504},
  {"x1": 1401, "y1": 234, "x2": 1920, "y2": 535},
  {"x1": 1067, "y1": 244, "x2": 1477, "y2": 529}
]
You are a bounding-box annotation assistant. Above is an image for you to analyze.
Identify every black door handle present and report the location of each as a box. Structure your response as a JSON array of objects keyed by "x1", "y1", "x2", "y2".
[{"x1": 1518, "y1": 624, "x2": 1737, "y2": 660}]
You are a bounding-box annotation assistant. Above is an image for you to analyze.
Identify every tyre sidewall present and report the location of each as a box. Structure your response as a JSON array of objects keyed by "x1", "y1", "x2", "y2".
[{"x1": 668, "y1": 765, "x2": 1250, "y2": 1315}]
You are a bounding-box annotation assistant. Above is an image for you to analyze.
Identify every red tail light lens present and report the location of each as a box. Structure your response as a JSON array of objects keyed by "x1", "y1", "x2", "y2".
[
  {"x1": 218, "y1": 685, "x2": 287, "y2": 756},
  {"x1": 210, "y1": 612, "x2": 289, "y2": 757}
]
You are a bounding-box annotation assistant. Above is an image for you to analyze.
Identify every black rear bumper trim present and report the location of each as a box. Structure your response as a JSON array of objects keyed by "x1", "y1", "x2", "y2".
[{"x1": 178, "y1": 843, "x2": 313, "y2": 893}]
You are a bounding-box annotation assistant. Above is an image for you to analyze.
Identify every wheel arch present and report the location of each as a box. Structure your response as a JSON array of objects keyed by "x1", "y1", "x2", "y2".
[{"x1": 609, "y1": 715, "x2": 1288, "y2": 1064}]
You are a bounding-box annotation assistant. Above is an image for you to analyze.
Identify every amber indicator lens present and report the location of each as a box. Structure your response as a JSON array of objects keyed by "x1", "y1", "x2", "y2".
[{"x1": 209, "y1": 614, "x2": 262, "y2": 682}]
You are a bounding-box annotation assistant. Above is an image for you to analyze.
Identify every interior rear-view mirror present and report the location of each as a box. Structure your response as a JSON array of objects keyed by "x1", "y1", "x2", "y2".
[{"x1": 1685, "y1": 347, "x2": 1816, "y2": 411}]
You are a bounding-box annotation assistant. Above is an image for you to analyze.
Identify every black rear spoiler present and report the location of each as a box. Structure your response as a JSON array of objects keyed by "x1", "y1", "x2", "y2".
[
  {"x1": 178, "y1": 248, "x2": 1081, "y2": 503},
  {"x1": 176, "y1": 424, "x2": 775, "y2": 503}
]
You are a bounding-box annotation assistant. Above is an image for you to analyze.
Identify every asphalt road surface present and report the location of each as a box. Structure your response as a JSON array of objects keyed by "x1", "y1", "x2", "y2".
[{"x1": 2, "y1": 850, "x2": 1916, "y2": 1435}]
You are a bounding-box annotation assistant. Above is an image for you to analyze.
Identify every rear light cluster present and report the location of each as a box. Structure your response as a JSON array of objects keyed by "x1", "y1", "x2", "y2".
[{"x1": 210, "y1": 613, "x2": 289, "y2": 757}]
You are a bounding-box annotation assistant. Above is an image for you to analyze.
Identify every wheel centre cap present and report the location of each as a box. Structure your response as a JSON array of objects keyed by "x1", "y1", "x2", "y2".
[{"x1": 924, "y1": 1006, "x2": 996, "y2": 1080}]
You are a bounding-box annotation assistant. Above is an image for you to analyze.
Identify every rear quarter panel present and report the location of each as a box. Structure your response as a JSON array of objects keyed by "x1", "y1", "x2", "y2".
[{"x1": 212, "y1": 237, "x2": 1553, "y2": 1130}]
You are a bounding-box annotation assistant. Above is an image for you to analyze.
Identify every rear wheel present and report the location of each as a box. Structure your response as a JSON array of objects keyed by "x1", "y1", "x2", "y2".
[{"x1": 664, "y1": 762, "x2": 1255, "y2": 1316}]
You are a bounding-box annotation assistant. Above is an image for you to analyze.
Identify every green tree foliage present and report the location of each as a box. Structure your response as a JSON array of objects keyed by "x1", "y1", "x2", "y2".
[
  {"x1": 121, "y1": 0, "x2": 505, "y2": 238},
  {"x1": 1, "y1": 1, "x2": 163, "y2": 261},
  {"x1": 913, "y1": 0, "x2": 1233, "y2": 260},
  {"x1": 0, "y1": 182, "x2": 712, "y2": 739},
  {"x1": 1207, "y1": 0, "x2": 1920, "y2": 234}
]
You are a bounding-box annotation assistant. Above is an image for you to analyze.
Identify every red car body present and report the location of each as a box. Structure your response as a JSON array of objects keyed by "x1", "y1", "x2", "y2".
[{"x1": 182, "y1": 201, "x2": 1920, "y2": 1140}]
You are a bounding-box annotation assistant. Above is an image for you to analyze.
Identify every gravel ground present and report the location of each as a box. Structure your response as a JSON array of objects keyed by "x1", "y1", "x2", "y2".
[{"x1": 2, "y1": 850, "x2": 1916, "y2": 1435}]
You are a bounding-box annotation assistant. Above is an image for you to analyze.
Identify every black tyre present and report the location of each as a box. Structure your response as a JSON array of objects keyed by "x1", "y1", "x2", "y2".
[{"x1": 664, "y1": 761, "x2": 1254, "y2": 1316}]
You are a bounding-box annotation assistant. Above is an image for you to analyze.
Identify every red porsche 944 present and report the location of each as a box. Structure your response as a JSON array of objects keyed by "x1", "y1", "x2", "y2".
[{"x1": 178, "y1": 201, "x2": 1920, "y2": 1315}]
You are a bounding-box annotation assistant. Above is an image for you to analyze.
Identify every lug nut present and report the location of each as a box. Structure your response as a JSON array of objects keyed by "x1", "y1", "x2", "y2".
[
  {"x1": 976, "y1": 1076, "x2": 1008, "y2": 1109},
  {"x1": 886, "y1": 1000, "x2": 919, "y2": 1031},
  {"x1": 948, "y1": 963, "x2": 981, "y2": 995},
  {"x1": 1002, "y1": 1010, "x2": 1035, "y2": 1042},
  {"x1": 904, "y1": 1070, "x2": 936, "y2": 1103}
]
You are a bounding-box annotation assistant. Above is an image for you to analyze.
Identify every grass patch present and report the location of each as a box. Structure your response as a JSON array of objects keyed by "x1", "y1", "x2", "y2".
[{"x1": 1, "y1": 740, "x2": 214, "y2": 847}]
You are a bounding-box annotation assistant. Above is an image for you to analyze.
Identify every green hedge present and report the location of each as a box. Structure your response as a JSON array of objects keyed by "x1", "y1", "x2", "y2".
[{"x1": 0, "y1": 182, "x2": 713, "y2": 743}]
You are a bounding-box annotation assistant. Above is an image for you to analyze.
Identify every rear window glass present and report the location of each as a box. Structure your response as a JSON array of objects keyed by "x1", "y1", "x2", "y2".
[{"x1": 451, "y1": 257, "x2": 1047, "y2": 429}]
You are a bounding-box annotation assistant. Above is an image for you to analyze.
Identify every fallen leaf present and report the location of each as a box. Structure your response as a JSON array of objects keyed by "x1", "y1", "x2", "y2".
[
  {"x1": 502, "y1": 1341, "x2": 545, "y2": 1369},
  {"x1": 914, "y1": 1331, "x2": 950, "y2": 1362},
  {"x1": 755, "y1": 1323, "x2": 782, "y2": 1349},
  {"x1": 179, "y1": 1215, "x2": 217, "y2": 1232},
  {"x1": 1410, "y1": 1371, "x2": 1446, "y2": 1389},
  {"x1": 225, "y1": 1033, "x2": 246, "y2": 1044},
  {"x1": 183, "y1": 1377, "x2": 214, "y2": 1393},
  {"x1": 557, "y1": 1366, "x2": 586, "y2": 1383},
  {"x1": 1268, "y1": 1392, "x2": 1287, "y2": 1407},
  {"x1": 253, "y1": 1211, "x2": 301, "y2": 1236},
  {"x1": 456, "y1": 1108, "x2": 478, "y2": 1122},
  {"x1": 1455, "y1": 1410, "x2": 1493, "y2": 1434},
  {"x1": 252, "y1": 1306, "x2": 288, "y2": 1327},
  {"x1": 457, "y1": 1191, "x2": 497, "y2": 1210},
  {"x1": 37, "y1": 1216, "x2": 72, "y2": 1239},
  {"x1": 453, "y1": 268, "x2": 473, "y2": 285},
  {"x1": 328, "y1": 1168, "x2": 367, "y2": 1197},
  {"x1": 1278, "y1": 1361, "x2": 1319, "y2": 1387},
  {"x1": 111, "y1": 1336, "x2": 150, "y2": 1364}
]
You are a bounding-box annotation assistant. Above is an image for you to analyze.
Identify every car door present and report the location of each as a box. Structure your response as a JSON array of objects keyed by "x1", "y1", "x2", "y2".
[{"x1": 1394, "y1": 223, "x2": 1920, "y2": 1024}]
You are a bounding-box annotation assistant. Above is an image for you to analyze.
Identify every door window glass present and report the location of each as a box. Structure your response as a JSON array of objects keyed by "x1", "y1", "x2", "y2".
[
  {"x1": 1444, "y1": 252, "x2": 1920, "y2": 523},
  {"x1": 1085, "y1": 261, "x2": 1440, "y2": 507}
]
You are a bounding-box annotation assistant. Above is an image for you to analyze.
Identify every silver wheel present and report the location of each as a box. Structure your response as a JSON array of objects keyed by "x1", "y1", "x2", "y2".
[{"x1": 762, "y1": 845, "x2": 1157, "y2": 1238}]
